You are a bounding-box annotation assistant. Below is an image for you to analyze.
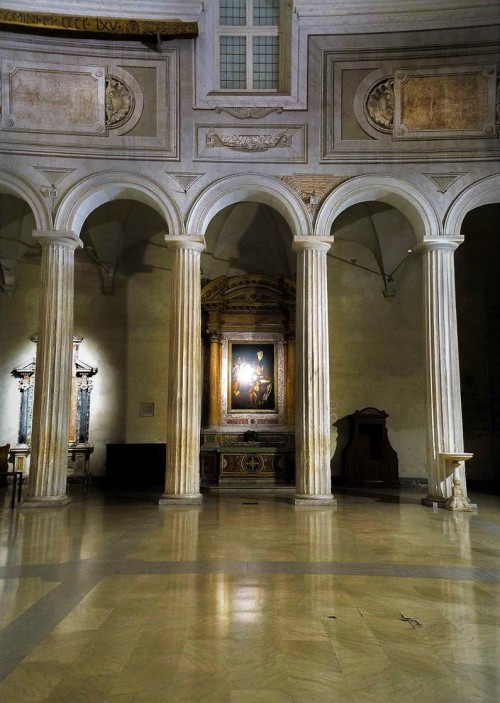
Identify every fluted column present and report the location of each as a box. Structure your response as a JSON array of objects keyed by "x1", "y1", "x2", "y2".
[
  {"x1": 418, "y1": 237, "x2": 473, "y2": 509},
  {"x1": 293, "y1": 236, "x2": 336, "y2": 505},
  {"x1": 160, "y1": 235, "x2": 205, "y2": 505},
  {"x1": 24, "y1": 230, "x2": 82, "y2": 507}
]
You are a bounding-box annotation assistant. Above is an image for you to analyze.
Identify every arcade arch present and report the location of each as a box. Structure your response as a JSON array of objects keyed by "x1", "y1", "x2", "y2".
[
  {"x1": 55, "y1": 172, "x2": 181, "y2": 237},
  {"x1": 187, "y1": 174, "x2": 310, "y2": 239},
  {"x1": 455, "y1": 202, "x2": 500, "y2": 489},
  {"x1": 315, "y1": 175, "x2": 440, "y2": 241}
]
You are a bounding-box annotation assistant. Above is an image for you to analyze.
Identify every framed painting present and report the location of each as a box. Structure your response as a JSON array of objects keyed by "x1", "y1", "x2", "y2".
[{"x1": 228, "y1": 342, "x2": 277, "y2": 413}]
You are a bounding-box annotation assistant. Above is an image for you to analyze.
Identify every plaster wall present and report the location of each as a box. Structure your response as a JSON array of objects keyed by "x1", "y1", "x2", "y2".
[{"x1": 328, "y1": 242, "x2": 426, "y2": 480}]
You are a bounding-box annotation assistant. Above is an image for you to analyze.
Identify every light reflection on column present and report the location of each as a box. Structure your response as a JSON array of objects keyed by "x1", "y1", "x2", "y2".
[{"x1": 160, "y1": 506, "x2": 201, "y2": 561}]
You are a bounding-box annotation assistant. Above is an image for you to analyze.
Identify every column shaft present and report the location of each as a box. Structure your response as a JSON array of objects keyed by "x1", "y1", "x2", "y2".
[
  {"x1": 162, "y1": 237, "x2": 204, "y2": 504},
  {"x1": 25, "y1": 231, "x2": 81, "y2": 507},
  {"x1": 294, "y1": 238, "x2": 335, "y2": 505},
  {"x1": 208, "y1": 333, "x2": 221, "y2": 427},
  {"x1": 420, "y1": 238, "x2": 469, "y2": 505}
]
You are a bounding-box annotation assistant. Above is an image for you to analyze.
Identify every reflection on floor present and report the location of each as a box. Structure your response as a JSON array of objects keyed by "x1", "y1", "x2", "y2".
[{"x1": 0, "y1": 486, "x2": 499, "y2": 703}]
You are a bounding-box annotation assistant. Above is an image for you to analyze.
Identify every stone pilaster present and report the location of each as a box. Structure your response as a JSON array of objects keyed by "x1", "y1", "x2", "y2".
[
  {"x1": 160, "y1": 235, "x2": 205, "y2": 505},
  {"x1": 24, "y1": 230, "x2": 82, "y2": 508},
  {"x1": 293, "y1": 237, "x2": 336, "y2": 506},
  {"x1": 417, "y1": 237, "x2": 472, "y2": 508},
  {"x1": 207, "y1": 331, "x2": 222, "y2": 428}
]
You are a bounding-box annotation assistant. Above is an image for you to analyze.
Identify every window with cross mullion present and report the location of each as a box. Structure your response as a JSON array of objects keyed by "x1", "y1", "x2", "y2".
[{"x1": 218, "y1": 0, "x2": 281, "y2": 92}]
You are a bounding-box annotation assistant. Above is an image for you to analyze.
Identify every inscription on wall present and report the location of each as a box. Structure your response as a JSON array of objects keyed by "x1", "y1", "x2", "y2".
[
  {"x1": 2, "y1": 60, "x2": 105, "y2": 134},
  {"x1": 394, "y1": 66, "x2": 497, "y2": 139}
]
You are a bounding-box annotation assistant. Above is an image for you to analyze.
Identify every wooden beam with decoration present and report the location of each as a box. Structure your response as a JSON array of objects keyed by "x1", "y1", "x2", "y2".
[{"x1": 0, "y1": 8, "x2": 198, "y2": 39}]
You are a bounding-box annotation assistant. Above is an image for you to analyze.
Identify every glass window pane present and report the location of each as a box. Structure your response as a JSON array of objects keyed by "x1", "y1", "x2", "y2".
[
  {"x1": 220, "y1": 0, "x2": 247, "y2": 26},
  {"x1": 252, "y1": 35, "x2": 279, "y2": 89},
  {"x1": 253, "y1": 0, "x2": 280, "y2": 26},
  {"x1": 220, "y1": 36, "x2": 247, "y2": 89}
]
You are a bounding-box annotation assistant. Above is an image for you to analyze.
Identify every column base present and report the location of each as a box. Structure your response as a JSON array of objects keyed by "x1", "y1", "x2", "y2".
[
  {"x1": 421, "y1": 495, "x2": 447, "y2": 508},
  {"x1": 293, "y1": 494, "x2": 337, "y2": 506},
  {"x1": 22, "y1": 495, "x2": 72, "y2": 508},
  {"x1": 422, "y1": 495, "x2": 477, "y2": 511},
  {"x1": 445, "y1": 495, "x2": 475, "y2": 511},
  {"x1": 159, "y1": 493, "x2": 203, "y2": 506}
]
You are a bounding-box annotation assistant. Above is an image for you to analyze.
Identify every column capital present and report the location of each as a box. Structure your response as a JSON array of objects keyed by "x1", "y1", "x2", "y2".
[
  {"x1": 33, "y1": 230, "x2": 82, "y2": 250},
  {"x1": 292, "y1": 236, "x2": 334, "y2": 253},
  {"x1": 415, "y1": 235, "x2": 464, "y2": 254},
  {"x1": 165, "y1": 234, "x2": 205, "y2": 252}
]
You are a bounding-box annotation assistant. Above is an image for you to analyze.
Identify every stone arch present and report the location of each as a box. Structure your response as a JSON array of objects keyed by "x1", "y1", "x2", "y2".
[
  {"x1": 0, "y1": 167, "x2": 51, "y2": 230},
  {"x1": 445, "y1": 174, "x2": 500, "y2": 235},
  {"x1": 54, "y1": 171, "x2": 182, "y2": 235},
  {"x1": 186, "y1": 174, "x2": 310, "y2": 238},
  {"x1": 315, "y1": 175, "x2": 440, "y2": 241}
]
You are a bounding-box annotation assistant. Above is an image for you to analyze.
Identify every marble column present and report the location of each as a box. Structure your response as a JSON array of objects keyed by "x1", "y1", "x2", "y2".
[
  {"x1": 160, "y1": 235, "x2": 205, "y2": 505},
  {"x1": 24, "y1": 230, "x2": 82, "y2": 507},
  {"x1": 418, "y1": 237, "x2": 473, "y2": 509},
  {"x1": 293, "y1": 237, "x2": 336, "y2": 505}
]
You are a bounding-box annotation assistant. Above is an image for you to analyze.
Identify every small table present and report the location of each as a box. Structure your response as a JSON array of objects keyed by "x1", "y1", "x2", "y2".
[{"x1": 0, "y1": 471, "x2": 23, "y2": 509}]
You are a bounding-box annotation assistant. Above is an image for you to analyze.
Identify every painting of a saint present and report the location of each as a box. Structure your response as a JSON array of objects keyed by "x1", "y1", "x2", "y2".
[{"x1": 229, "y1": 343, "x2": 276, "y2": 412}]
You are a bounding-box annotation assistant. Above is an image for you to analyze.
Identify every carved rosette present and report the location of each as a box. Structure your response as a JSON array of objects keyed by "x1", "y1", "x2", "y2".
[
  {"x1": 365, "y1": 77, "x2": 394, "y2": 133},
  {"x1": 105, "y1": 75, "x2": 134, "y2": 128}
]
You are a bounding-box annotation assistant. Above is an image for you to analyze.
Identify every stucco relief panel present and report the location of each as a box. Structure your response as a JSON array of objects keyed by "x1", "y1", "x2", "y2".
[
  {"x1": 0, "y1": 49, "x2": 178, "y2": 160},
  {"x1": 195, "y1": 124, "x2": 307, "y2": 163},
  {"x1": 322, "y1": 50, "x2": 500, "y2": 163}
]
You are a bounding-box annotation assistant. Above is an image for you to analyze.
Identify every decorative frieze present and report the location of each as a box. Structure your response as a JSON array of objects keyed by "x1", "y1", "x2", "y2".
[
  {"x1": 206, "y1": 130, "x2": 292, "y2": 152},
  {"x1": 195, "y1": 124, "x2": 307, "y2": 163},
  {"x1": 214, "y1": 106, "x2": 284, "y2": 119}
]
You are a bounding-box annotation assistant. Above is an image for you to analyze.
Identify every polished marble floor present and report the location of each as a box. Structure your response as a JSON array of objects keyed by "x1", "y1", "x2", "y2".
[{"x1": 0, "y1": 485, "x2": 499, "y2": 702}]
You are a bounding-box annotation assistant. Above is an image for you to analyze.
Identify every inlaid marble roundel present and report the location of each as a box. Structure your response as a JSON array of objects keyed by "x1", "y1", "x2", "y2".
[
  {"x1": 365, "y1": 77, "x2": 394, "y2": 133},
  {"x1": 105, "y1": 75, "x2": 134, "y2": 128}
]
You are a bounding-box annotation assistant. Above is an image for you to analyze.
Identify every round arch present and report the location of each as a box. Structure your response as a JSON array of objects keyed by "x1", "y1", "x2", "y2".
[
  {"x1": 186, "y1": 174, "x2": 310, "y2": 238},
  {"x1": 315, "y1": 175, "x2": 440, "y2": 241},
  {"x1": 54, "y1": 171, "x2": 182, "y2": 236},
  {"x1": 445, "y1": 174, "x2": 500, "y2": 235},
  {"x1": 0, "y1": 167, "x2": 51, "y2": 231}
]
